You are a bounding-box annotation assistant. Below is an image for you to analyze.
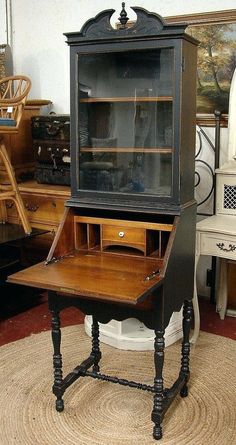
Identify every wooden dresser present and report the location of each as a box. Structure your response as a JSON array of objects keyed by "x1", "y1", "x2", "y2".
[
  {"x1": 6, "y1": 180, "x2": 70, "y2": 261},
  {"x1": 6, "y1": 180, "x2": 70, "y2": 231}
]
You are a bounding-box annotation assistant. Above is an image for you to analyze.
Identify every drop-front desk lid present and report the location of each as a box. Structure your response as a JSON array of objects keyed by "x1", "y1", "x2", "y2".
[{"x1": 8, "y1": 251, "x2": 164, "y2": 305}]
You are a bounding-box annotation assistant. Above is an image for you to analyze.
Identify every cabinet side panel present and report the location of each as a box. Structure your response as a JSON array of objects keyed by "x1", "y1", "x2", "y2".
[
  {"x1": 180, "y1": 40, "x2": 197, "y2": 204},
  {"x1": 163, "y1": 202, "x2": 196, "y2": 328}
]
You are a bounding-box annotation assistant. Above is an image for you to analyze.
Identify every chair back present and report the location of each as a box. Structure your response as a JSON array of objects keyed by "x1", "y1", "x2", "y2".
[{"x1": 0, "y1": 75, "x2": 31, "y2": 132}]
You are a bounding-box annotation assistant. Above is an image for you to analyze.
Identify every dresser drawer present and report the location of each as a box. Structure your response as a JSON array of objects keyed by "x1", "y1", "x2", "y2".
[
  {"x1": 102, "y1": 224, "x2": 146, "y2": 252},
  {"x1": 7, "y1": 193, "x2": 65, "y2": 228},
  {"x1": 200, "y1": 232, "x2": 236, "y2": 260}
]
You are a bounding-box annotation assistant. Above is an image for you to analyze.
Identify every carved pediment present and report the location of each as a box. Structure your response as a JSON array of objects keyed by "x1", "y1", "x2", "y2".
[{"x1": 80, "y1": 5, "x2": 167, "y2": 39}]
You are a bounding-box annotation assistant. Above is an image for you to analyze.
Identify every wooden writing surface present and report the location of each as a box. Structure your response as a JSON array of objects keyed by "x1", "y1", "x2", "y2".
[{"x1": 8, "y1": 252, "x2": 163, "y2": 305}]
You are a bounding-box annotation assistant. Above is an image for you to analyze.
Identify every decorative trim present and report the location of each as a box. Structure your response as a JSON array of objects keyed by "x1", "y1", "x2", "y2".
[
  {"x1": 65, "y1": 6, "x2": 190, "y2": 42},
  {"x1": 118, "y1": 2, "x2": 129, "y2": 28},
  {"x1": 118, "y1": 10, "x2": 236, "y2": 30},
  {"x1": 79, "y1": 6, "x2": 167, "y2": 37},
  {"x1": 165, "y1": 10, "x2": 236, "y2": 26},
  {"x1": 195, "y1": 124, "x2": 215, "y2": 210},
  {"x1": 216, "y1": 243, "x2": 236, "y2": 253}
]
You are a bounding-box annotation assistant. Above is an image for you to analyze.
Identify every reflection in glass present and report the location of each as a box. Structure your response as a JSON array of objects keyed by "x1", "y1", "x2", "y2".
[{"x1": 77, "y1": 48, "x2": 174, "y2": 196}]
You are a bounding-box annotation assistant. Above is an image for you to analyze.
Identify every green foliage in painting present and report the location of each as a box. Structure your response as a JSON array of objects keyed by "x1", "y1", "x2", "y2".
[{"x1": 188, "y1": 23, "x2": 236, "y2": 113}]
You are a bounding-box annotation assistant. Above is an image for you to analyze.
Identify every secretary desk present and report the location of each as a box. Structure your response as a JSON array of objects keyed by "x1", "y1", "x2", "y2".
[{"x1": 8, "y1": 4, "x2": 198, "y2": 440}]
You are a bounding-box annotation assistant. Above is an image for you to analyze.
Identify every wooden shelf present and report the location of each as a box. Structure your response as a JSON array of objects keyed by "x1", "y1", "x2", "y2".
[
  {"x1": 80, "y1": 147, "x2": 173, "y2": 153},
  {"x1": 74, "y1": 216, "x2": 173, "y2": 232},
  {"x1": 17, "y1": 180, "x2": 70, "y2": 197},
  {"x1": 80, "y1": 96, "x2": 173, "y2": 103}
]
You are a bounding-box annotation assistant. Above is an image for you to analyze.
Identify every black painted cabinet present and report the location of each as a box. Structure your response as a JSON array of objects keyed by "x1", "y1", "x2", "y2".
[{"x1": 65, "y1": 7, "x2": 197, "y2": 213}]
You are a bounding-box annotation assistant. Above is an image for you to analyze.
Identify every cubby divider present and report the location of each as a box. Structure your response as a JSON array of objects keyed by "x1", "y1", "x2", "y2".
[
  {"x1": 88, "y1": 224, "x2": 101, "y2": 251},
  {"x1": 73, "y1": 215, "x2": 172, "y2": 259}
]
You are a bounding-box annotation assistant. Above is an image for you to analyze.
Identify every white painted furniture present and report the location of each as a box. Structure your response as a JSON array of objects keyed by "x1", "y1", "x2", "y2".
[
  {"x1": 192, "y1": 67, "x2": 236, "y2": 343},
  {"x1": 192, "y1": 159, "x2": 236, "y2": 343}
]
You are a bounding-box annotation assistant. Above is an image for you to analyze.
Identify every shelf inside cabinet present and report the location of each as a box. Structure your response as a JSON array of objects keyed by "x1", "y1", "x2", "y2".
[
  {"x1": 80, "y1": 147, "x2": 173, "y2": 153},
  {"x1": 80, "y1": 96, "x2": 173, "y2": 103}
]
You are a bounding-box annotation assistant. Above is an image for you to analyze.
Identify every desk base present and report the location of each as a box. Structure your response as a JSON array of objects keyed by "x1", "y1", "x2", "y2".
[
  {"x1": 85, "y1": 310, "x2": 183, "y2": 350},
  {"x1": 48, "y1": 291, "x2": 193, "y2": 440}
]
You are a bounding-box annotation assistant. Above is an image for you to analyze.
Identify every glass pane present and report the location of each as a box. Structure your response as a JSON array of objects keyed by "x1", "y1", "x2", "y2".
[{"x1": 77, "y1": 48, "x2": 174, "y2": 196}]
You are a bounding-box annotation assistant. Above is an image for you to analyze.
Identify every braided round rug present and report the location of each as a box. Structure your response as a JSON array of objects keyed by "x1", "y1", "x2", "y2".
[{"x1": 0, "y1": 325, "x2": 235, "y2": 445}]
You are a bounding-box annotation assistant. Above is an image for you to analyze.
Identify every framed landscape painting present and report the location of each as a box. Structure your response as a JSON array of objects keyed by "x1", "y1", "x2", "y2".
[
  {"x1": 166, "y1": 10, "x2": 236, "y2": 124},
  {"x1": 188, "y1": 22, "x2": 236, "y2": 114}
]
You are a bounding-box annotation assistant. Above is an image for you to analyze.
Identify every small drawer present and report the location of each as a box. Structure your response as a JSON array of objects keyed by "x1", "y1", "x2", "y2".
[
  {"x1": 200, "y1": 233, "x2": 236, "y2": 261},
  {"x1": 102, "y1": 225, "x2": 146, "y2": 251}
]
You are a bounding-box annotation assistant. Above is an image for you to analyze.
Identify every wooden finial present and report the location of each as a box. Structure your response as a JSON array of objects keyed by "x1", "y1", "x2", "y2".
[{"x1": 118, "y1": 2, "x2": 129, "y2": 28}]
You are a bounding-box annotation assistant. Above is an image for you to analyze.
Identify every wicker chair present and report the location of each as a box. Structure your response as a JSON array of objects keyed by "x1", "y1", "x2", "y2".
[{"x1": 0, "y1": 75, "x2": 32, "y2": 234}]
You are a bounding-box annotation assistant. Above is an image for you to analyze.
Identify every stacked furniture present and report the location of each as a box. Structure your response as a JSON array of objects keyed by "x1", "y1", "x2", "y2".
[{"x1": 32, "y1": 114, "x2": 71, "y2": 186}]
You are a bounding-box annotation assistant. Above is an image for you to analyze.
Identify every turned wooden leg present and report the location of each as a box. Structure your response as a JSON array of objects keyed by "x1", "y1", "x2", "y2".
[
  {"x1": 91, "y1": 317, "x2": 101, "y2": 373},
  {"x1": 152, "y1": 329, "x2": 165, "y2": 440},
  {"x1": 180, "y1": 299, "x2": 193, "y2": 398},
  {"x1": 51, "y1": 309, "x2": 64, "y2": 412}
]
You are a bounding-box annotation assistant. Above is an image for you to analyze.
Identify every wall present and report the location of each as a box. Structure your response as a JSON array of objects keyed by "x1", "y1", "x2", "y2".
[
  {"x1": 0, "y1": 1, "x2": 6, "y2": 43},
  {"x1": 2, "y1": 0, "x2": 236, "y2": 112}
]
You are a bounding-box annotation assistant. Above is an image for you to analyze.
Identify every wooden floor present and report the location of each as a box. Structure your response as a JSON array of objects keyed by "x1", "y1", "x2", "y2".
[{"x1": 0, "y1": 284, "x2": 236, "y2": 347}]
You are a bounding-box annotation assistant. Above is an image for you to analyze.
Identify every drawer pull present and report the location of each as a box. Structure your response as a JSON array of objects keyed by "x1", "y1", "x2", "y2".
[
  {"x1": 216, "y1": 242, "x2": 236, "y2": 253},
  {"x1": 118, "y1": 231, "x2": 125, "y2": 238},
  {"x1": 25, "y1": 203, "x2": 39, "y2": 212}
]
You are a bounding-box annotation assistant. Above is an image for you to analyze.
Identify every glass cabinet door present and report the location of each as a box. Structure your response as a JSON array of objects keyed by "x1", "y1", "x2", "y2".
[{"x1": 77, "y1": 48, "x2": 174, "y2": 197}]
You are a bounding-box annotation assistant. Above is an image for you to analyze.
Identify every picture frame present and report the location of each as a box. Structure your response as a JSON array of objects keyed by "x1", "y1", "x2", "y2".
[{"x1": 165, "y1": 10, "x2": 236, "y2": 127}]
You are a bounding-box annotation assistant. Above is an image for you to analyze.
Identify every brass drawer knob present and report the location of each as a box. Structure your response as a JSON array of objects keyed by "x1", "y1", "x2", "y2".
[{"x1": 118, "y1": 231, "x2": 125, "y2": 238}]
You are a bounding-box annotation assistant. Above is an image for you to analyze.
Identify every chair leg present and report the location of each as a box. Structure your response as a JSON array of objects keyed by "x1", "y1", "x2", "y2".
[
  {"x1": 0, "y1": 181, "x2": 8, "y2": 223},
  {"x1": 0, "y1": 143, "x2": 31, "y2": 233},
  {"x1": 0, "y1": 200, "x2": 7, "y2": 223}
]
